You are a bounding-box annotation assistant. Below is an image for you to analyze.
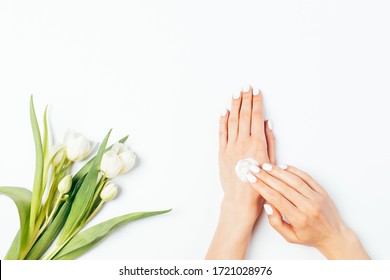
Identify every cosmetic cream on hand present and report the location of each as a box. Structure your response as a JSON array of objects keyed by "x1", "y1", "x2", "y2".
[{"x1": 235, "y1": 157, "x2": 259, "y2": 182}]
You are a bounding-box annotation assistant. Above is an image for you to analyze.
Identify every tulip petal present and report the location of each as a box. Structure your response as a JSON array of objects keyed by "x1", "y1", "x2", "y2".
[
  {"x1": 118, "y1": 150, "x2": 136, "y2": 174},
  {"x1": 63, "y1": 130, "x2": 78, "y2": 146},
  {"x1": 100, "y1": 151, "x2": 122, "y2": 178},
  {"x1": 66, "y1": 135, "x2": 91, "y2": 162}
]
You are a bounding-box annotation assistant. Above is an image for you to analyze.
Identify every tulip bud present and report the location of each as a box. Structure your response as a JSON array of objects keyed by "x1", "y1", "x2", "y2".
[
  {"x1": 64, "y1": 130, "x2": 92, "y2": 162},
  {"x1": 100, "y1": 150, "x2": 122, "y2": 178},
  {"x1": 50, "y1": 144, "x2": 66, "y2": 166},
  {"x1": 58, "y1": 174, "x2": 72, "y2": 194},
  {"x1": 100, "y1": 183, "x2": 118, "y2": 202}
]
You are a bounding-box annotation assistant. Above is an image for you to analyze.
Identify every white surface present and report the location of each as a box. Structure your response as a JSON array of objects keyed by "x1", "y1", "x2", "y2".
[{"x1": 0, "y1": 0, "x2": 389, "y2": 260}]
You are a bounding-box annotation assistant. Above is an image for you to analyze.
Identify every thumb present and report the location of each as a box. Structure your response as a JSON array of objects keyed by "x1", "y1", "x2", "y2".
[
  {"x1": 264, "y1": 120, "x2": 276, "y2": 165},
  {"x1": 264, "y1": 203, "x2": 297, "y2": 243}
]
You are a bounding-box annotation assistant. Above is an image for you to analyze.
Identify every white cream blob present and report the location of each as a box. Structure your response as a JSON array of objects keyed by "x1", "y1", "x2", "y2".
[{"x1": 235, "y1": 157, "x2": 259, "y2": 182}]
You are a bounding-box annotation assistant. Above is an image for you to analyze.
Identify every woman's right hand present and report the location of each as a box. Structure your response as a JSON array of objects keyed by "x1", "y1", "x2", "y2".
[{"x1": 246, "y1": 163, "x2": 370, "y2": 259}]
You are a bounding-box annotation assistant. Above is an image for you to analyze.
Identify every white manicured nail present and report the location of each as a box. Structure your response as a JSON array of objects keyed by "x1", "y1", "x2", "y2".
[
  {"x1": 264, "y1": 204, "x2": 274, "y2": 215},
  {"x1": 252, "y1": 88, "x2": 260, "y2": 96},
  {"x1": 262, "y1": 163, "x2": 272, "y2": 171},
  {"x1": 250, "y1": 164, "x2": 260, "y2": 173},
  {"x1": 267, "y1": 120, "x2": 273, "y2": 130},
  {"x1": 242, "y1": 85, "x2": 251, "y2": 93},
  {"x1": 233, "y1": 92, "x2": 241, "y2": 99},
  {"x1": 221, "y1": 108, "x2": 227, "y2": 117},
  {"x1": 246, "y1": 173, "x2": 257, "y2": 183},
  {"x1": 278, "y1": 163, "x2": 288, "y2": 170}
]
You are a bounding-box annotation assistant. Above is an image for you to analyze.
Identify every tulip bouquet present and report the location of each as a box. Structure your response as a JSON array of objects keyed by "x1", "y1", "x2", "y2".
[{"x1": 0, "y1": 97, "x2": 170, "y2": 260}]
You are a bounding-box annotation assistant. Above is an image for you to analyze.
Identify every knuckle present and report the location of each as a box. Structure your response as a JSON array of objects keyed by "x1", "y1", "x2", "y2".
[
  {"x1": 308, "y1": 204, "x2": 321, "y2": 218},
  {"x1": 228, "y1": 116, "x2": 238, "y2": 124},
  {"x1": 284, "y1": 235, "x2": 296, "y2": 244},
  {"x1": 295, "y1": 215, "x2": 309, "y2": 228},
  {"x1": 290, "y1": 177, "x2": 303, "y2": 188},
  {"x1": 240, "y1": 111, "x2": 251, "y2": 119},
  {"x1": 314, "y1": 194, "x2": 326, "y2": 205},
  {"x1": 297, "y1": 180, "x2": 307, "y2": 191},
  {"x1": 269, "y1": 216, "x2": 281, "y2": 227},
  {"x1": 251, "y1": 107, "x2": 262, "y2": 116},
  {"x1": 266, "y1": 190, "x2": 279, "y2": 203}
]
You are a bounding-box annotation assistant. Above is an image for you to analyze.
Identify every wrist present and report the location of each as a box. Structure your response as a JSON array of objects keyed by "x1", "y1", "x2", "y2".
[
  {"x1": 317, "y1": 225, "x2": 370, "y2": 260},
  {"x1": 220, "y1": 196, "x2": 264, "y2": 227},
  {"x1": 206, "y1": 199, "x2": 262, "y2": 260}
]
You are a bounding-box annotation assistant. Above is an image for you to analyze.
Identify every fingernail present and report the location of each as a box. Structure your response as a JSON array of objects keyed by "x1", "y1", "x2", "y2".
[
  {"x1": 233, "y1": 92, "x2": 241, "y2": 99},
  {"x1": 264, "y1": 204, "x2": 274, "y2": 215},
  {"x1": 221, "y1": 108, "x2": 227, "y2": 117},
  {"x1": 278, "y1": 163, "x2": 288, "y2": 170},
  {"x1": 250, "y1": 164, "x2": 261, "y2": 173},
  {"x1": 253, "y1": 88, "x2": 260, "y2": 96},
  {"x1": 267, "y1": 119, "x2": 273, "y2": 130},
  {"x1": 262, "y1": 163, "x2": 273, "y2": 171},
  {"x1": 242, "y1": 85, "x2": 251, "y2": 93},
  {"x1": 246, "y1": 173, "x2": 257, "y2": 183}
]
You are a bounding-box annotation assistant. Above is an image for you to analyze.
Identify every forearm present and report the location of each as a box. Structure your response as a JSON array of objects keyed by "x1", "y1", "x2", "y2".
[{"x1": 206, "y1": 199, "x2": 262, "y2": 260}]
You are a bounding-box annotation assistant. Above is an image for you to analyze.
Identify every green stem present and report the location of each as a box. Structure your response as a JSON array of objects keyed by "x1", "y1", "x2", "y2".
[
  {"x1": 37, "y1": 195, "x2": 62, "y2": 236},
  {"x1": 84, "y1": 201, "x2": 104, "y2": 225},
  {"x1": 18, "y1": 194, "x2": 63, "y2": 259},
  {"x1": 42, "y1": 201, "x2": 105, "y2": 260}
]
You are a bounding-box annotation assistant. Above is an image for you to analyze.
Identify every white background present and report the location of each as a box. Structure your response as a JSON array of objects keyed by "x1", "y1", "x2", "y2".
[{"x1": 0, "y1": 0, "x2": 389, "y2": 260}]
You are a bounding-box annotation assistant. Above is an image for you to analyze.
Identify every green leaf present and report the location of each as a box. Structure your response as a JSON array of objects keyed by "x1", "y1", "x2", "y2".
[
  {"x1": 29, "y1": 96, "x2": 44, "y2": 233},
  {"x1": 73, "y1": 135, "x2": 129, "y2": 182},
  {"x1": 5, "y1": 230, "x2": 20, "y2": 259},
  {"x1": 42, "y1": 106, "x2": 49, "y2": 161},
  {"x1": 41, "y1": 106, "x2": 50, "y2": 199},
  {"x1": 54, "y1": 209, "x2": 172, "y2": 260},
  {"x1": 26, "y1": 175, "x2": 86, "y2": 259},
  {"x1": 0, "y1": 187, "x2": 32, "y2": 259},
  {"x1": 58, "y1": 130, "x2": 112, "y2": 244}
]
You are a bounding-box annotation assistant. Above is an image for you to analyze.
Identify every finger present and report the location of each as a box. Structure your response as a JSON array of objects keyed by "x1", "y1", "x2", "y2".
[
  {"x1": 227, "y1": 91, "x2": 242, "y2": 143},
  {"x1": 247, "y1": 174, "x2": 303, "y2": 223},
  {"x1": 219, "y1": 109, "x2": 229, "y2": 151},
  {"x1": 251, "y1": 166, "x2": 308, "y2": 208},
  {"x1": 238, "y1": 85, "x2": 253, "y2": 138},
  {"x1": 250, "y1": 89, "x2": 265, "y2": 139},
  {"x1": 260, "y1": 163, "x2": 318, "y2": 199},
  {"x1": 265, "y1": 120, "x2": 276, "y2": 164},
  {"x1": 283, "y1": 165, "x2": 326, "y2": 195},
  {"x1": 263, "y1": 204, "x2": 297, "y2": 243}
]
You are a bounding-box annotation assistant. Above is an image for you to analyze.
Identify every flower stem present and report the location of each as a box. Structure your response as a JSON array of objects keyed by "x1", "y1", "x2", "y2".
[
  {"x1": 42, "y1": 201, "x2": 105, "y2": 260},
  {"x1": 85, "y1": 201, "x2": 104, "y2": 225},
  {"x1": 18, "y1": 194, "x2": 63, "y2": 259},
  {"x1": 37, "y1": 195, "x2": 62, "y2": 236}
]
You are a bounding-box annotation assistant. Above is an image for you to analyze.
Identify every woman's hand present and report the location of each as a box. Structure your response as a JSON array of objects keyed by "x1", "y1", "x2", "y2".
[
  {"x1": 218, "y1": 86, "x2": 275, "y2": 218},
  {"x1": 247, "y1": 163, "x2": 370, "y2": 259},
  {"x1": 206, "y1": 86, "x2": 275, "y2": 259}
]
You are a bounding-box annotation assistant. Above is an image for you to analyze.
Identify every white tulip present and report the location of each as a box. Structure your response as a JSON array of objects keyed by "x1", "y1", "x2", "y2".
[
  {"x1": 100, "y1": 183, "x2": 118, "y2": 202},
  {"x1": 100, "y1": 150, "x2": 122, "y2": 178},
  {"x1": 50, "y1": 144, "x2": 66, "y2": 166},
  {"x1": 63, "y1": 130, "x2": 92, "y2": 162},
  {"x1": 112, "y1": 143, "x2": 136, "y2": 173},
  {"x1": 100, "y1": 143, "x2": 136, "y2": 178},
  {"x1": 58, "y1": 174, "x2": 72, "y2": 194}
]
